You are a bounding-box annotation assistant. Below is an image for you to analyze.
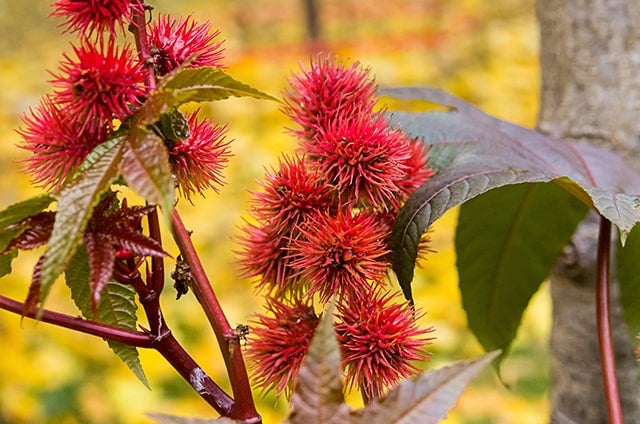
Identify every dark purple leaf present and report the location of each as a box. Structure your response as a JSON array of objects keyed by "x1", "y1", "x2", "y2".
[
  {"x1": 84, "y1": 231, "x2": 117, "y2": 312},
  {"x1": 383, "y1": 86, "x2": 640, "y2": 303}
]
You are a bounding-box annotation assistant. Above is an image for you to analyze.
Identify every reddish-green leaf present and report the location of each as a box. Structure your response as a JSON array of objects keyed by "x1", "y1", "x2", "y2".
[
  {"x1": 121, "y1": 130, "x2": 174, "y2": 217},
  {"x1": 0, "y1": 194, "x2": 55, "y2": 230},
  {"x1": 83, "y1": 231, "x2": 116, "y2": 312},
  {"x1": 286, "y1": 307, "x2": 350, "y2": 424},
  {"x1": 1, "y1": 212, "x2": 55, "y2": 254},
  {"x1": 351, "y1": 351, "x2": 500, "y2": 424},
  {"x1": 0, "y1": 195, "x2": 55, "y2": 253},
  {"x1": 38, "y1": 138, "x2": 124, "y2": 308}
]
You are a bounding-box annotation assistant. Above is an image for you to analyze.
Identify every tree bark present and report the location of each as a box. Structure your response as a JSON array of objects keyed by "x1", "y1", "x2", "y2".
[{"x1": 537, "y1": 0, "x2": 640, "y2": 422}]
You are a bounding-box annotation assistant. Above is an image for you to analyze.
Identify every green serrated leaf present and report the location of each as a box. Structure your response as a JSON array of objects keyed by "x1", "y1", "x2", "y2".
[
  {"x1": 121, "y1": 130, "x2": 174, "y2": 217},
  {"x1": 163, "y1": 67, "x2": 278, "y2": 101},
  {"x1": 287, "y1": 305, "x2": 349, "y2": 424},
  {"x1": 136, "y1": 67, "x2": 278, "y2": 125},
  {"x1": 617, "y1": 225, "x2": 640, "y2": 336},
  {"x1": 351, "y1": 351, "x2": 500, "y2": 424},
  {"x1": 456, "y1": 183, "x2": 588, "y2": 358},
  {"x1": 66, "y1": 246, "x2": 149, "y2": 387},
  {"x1": 39, "y1": 138, "x2": 124, "y2": 309}
]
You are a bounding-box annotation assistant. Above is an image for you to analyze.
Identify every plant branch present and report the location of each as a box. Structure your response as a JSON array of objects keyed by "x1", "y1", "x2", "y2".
[
  {"x1": 171, "y1": 209, "x2": 260, "y2": 423},
  {"x1": 153, "y1": 331, "x2": 235, "y2": 417},
  {"x1": 0, "y1": 292, "x2": 235, "y2": 415},
  {"x1": 129, "y1": 2, "x2": 157, "y2": 92},
  {"x1": 147, "y1": 206, "x2": 165, "y2": 294},
  {"x1": 596, "y1": 215, "x2": 623, "y2": 424},
  {"x1": 0, "y1": 294, "x2": 154, "y2": 347}
]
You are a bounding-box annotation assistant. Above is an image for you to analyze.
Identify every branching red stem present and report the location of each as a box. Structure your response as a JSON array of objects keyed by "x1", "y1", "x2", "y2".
[
  {"x1": 596, "y1": 216, "x2": 623, "y2": 424},
  {"x1": 0, "y1": 294, "x2": 154, "y2": 347},
  {"x1": 171, "y1": 209, "x2": 260, "y2": 423}
]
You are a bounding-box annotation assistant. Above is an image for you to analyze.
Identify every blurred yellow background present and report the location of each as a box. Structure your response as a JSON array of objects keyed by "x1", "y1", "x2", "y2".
[{"x1": 0, "y1": 1, "x2": 546, "y2": 423}]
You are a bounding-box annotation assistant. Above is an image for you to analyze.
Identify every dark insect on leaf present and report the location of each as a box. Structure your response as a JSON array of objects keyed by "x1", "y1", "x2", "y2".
[{"x1": 170, "y1": 254, "x2": 192, "y2": 300}]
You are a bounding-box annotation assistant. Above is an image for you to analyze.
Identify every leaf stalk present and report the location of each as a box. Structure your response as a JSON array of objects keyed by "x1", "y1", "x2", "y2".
[{"x1": 596, "y1": 215, "x2": 623, "y2": 424}]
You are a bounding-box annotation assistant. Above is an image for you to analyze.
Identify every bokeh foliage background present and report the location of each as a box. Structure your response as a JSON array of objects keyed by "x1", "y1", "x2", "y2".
[{"x1": 0, "y1": 1, "x2": 546, "y2": 422}]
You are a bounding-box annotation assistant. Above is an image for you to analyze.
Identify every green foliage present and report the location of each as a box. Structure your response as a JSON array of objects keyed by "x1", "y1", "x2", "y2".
[
  {"x1": 38, "y1": 138, "x2": 124, "y2": 308},
  {"x1": 136, "y1": 66, "x2": 278, "y2": 126},
  {"x1": 0, "y1": 251, "x2": 17, "y2": 277},
  {"x1": 66, "y1": 246, "x2": 149, "y2": 387},
  {"x1": 617, "y1": 226, "x2": 640, "y2": 336},
  {"x1": 456, "y1": 183, "x2": 587, "y2": 359},
  {"x1": 0, "y1": 195, "x2": 54, "y2": 277}
]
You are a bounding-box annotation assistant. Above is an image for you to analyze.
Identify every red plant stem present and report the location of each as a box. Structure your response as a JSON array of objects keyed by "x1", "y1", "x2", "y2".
[
  {"x1": 147, "y1": 207, "x2": 165, "y2": 294},
  {"x1": 596, "y1": 216, "x2": 623, "y2": 424},
  {"x1": 0, "y1": 294, "x2": 153, "y2": 347},
  {"x1": 129, "y1": 3, "x2": 157, "y2": 92},
  {"x1": 171, "y1": 209, "x2": 261, "y2": 423},
  {"x1": 0, "y1": 293, "x2": 235, "y2": 415},
  {"x1": 153, "y1": 332, "x2": 235, "y2": 415}
]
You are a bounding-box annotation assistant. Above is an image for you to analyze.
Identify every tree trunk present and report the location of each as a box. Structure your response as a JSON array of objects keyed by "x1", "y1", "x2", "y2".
[{"x1": 537, "y1": 0, "x2": 640, "y2": 422}]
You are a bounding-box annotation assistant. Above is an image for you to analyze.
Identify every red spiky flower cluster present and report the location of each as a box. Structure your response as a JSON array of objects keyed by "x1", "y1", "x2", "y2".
[
  {"x1": 20, "y1": 4, "x2": 229, "y2": 200},
  {"x1": 242, "y1": 56, "x2": 435, "y2": 399},
  {"x1": 148, "y1": 14, "x2": 225, "y2": 76},
  {"x1": 51, "y1": 0, "x2": 144, "y2": 35},
  {"x1": 245, "y1": 297, "x2": 320, "y2": 395},
  {"x1": 50, "y1": 38, "x2": 146, "y2": 127},
  {"x1": 336, "y1": 291, "x2": 434, "y2": 399}
]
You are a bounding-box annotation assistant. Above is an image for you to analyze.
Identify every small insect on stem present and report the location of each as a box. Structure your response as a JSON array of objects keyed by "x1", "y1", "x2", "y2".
[
  {"x1": 171, "y1": 254, "x2": 193, "y2": 300},
  {"x1": 234, "y1": 324, "x2": 249, "y2": 347}
]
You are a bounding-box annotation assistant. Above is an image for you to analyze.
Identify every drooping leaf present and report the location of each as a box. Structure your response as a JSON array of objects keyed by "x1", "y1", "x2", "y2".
[
  {"x1": 83, "y1": 231, "x2": 116, "y2": 312},
  {"x1": 66, "y1": 246, "x2": 149, "y2": 387},
  {"x1": 351, "y1": 351, "x2": 500, "y2": 424},
  {"x1": 121, "y1": 130, "x2": 174, "y2": 216},
  {"x1": 81, "y1": 194, "x2": 165, "y2": 309},
  {"x1": 1, "y1": 212, "x2": 56, "y2": 254},
  {"x1": 38, "y1": 138, "x2": 124, "y2": 308},
  {"x1": 0, "y1": 195, "x2": 55, "y2": 253},
  {"x1": 136, "y1": 66, "x2": 278, "y2": 125},
  {"x1": 286, "y1": 306, "x2": 350, "y2": 424},
  {"x1": 617, "y1": 225, "x2": 640, "y2": 336},
  {"x1": 0, "y1": 194, "x2": 55, "y2": 230},
  {"x1": 0, "y1": 251, "x2": 17, "y2": 278},
  {"x1": 456, "y1": 183, "x2": 588, "y2": 357},
  {"x1": 99, "y1": 282, "x2": 149, "y2": 388},
  {"x1": 384, "y1": 86, "x2": 640, "y2": 303}
]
